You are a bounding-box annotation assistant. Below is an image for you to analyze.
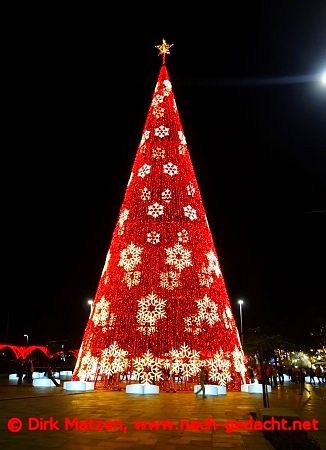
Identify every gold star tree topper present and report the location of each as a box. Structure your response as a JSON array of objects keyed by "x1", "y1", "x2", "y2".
[{"x1": 155, "y1": 39, "x2": 173, "y2": 64}]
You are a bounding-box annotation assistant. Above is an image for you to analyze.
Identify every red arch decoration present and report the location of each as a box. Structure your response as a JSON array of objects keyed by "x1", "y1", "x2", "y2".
[
  {"x1": 0, "y1": 344, "x2": 80, "y2": 360},
  {"x1": 0, "y1": 344, "x2": 51, "y2": 360}
]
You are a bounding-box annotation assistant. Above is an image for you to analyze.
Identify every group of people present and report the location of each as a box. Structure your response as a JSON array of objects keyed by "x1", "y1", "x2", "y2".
[
  {"x1": 247, "y1": 364, "x2": 326, "y2": 386},
  {"x1": 16, "y1": 359, "x2": 60, "y2": 387},
  {"x1": 246, "y1": 363, "x2": 326, "y2": 398},
  {"x1": 248, "y1": 364, "x2": 285, "y2": 387},
  {"x1": 16, "y1": 359, "x2": 34, "y2": 384}
]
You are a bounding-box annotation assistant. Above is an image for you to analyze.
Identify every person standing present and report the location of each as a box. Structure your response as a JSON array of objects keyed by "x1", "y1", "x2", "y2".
[
  {"x1": 277, "y1": 365, "x2": 284, "y2": 385},
  {"x1": 24, "y1": 359, "x2": 34, "y2": 384},
  {"x1": 168, "y1": 369, "x2": 176, "y2": 393},
  {"x1": 195, "y1": 366, "x2": 207, "y2": 398},
  {"x1": 247, "y1": 366, "x2": 255, "y2": 384},
  {"x1": 47, "y1": 365, "x2": 60, "y2": 387},
  {"x1": 309, "y1": 367, "x2": 315, "y2": 384},
  {"x1": 16, "y1": 359, "x2": 24, "y2": 385},
  {"x1": 315, "y1": 366, "x2": 322, "y2": 384},
  {"x1": 272, "y1": 366, "x2": 278, "y2": 387}
]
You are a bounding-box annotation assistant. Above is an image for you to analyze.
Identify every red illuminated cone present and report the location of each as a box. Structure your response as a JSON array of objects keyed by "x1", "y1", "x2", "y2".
[{"x1": 73, "y1": 41, "x2": 246, "y2": 390}]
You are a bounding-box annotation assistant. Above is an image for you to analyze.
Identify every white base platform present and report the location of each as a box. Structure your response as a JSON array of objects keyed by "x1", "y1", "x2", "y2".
[
  {"x1": 9, "y1": 372, "x2": 46, "y2": 380},
  {"x1": 63, "y1": 381, "x2": 95, "y2": 391},
  {"x1": 33, "y1": 378, "x2": 61, "y2": 387},
  {"x1": 60, "y1": 370, "x2": 73, "y2": 376},
  {"x1": 9, "y1": 374, "x2": 19, "y2": 380},
  {"x1": 305, "y1": 376, "x2": 321, "y2": 383},
  {"x1": 126, "y1": 384, "x2": 159, "y2": 395},
  {"x1": 194, "y1": 384, "x2": 226, "y2": 396},
  {"x1": 241, "y1": 383, "x2": 271, "y2": 393},
  {"x1": 10, "y1": 373, "x2": 60, "y2": 382}
]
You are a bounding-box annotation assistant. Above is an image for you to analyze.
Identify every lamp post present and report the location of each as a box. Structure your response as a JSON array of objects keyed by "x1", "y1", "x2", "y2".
[
  {"x1": 24, "y1": 334, "x2": 29, "y2": 346},
  {"x1": 238, "y1": 300, "x2": 244, "y2": 346},
  {"x1": 87, "y1": 299, "x2": 94, "y2": 317}
]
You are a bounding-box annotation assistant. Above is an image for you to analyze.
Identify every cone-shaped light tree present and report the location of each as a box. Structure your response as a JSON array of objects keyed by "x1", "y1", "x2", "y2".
[{"x1": 73, "y1": 41, "x2": 246, "y2": 390}]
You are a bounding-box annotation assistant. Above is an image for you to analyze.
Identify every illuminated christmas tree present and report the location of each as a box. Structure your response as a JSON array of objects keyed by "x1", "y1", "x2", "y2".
[{"x1": 73, "y1": 40, "x2": 246, "y2": 390}]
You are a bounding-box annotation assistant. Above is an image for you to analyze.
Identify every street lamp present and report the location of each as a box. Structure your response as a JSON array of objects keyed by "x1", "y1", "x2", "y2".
[
  {"x1": 238, "y1": 300, "x2": 244, "y2": 346},
  {"x1": 87, "y1": 299, "x2": 94, "y2": 317},
  {"x1": 24, "y1": 334, "x2": 29, "y2": 346}
]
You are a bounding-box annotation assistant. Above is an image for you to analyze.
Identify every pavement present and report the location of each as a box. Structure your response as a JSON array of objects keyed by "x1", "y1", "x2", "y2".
[{"x1": 0, "y1": 377, "x2": 325, "y2": 450}]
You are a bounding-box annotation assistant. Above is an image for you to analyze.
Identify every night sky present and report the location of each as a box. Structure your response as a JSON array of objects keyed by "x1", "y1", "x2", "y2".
[{"x1": 2, "y1": 9, "x2": 326, "y2": 349}]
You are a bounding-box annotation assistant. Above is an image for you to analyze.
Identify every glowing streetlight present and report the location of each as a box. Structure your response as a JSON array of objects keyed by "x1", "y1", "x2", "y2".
[
  {"x1": 87, "y1": 299, "x2": 94, "y2": 317},
  {"x1": 238, "y1": 300, "x2": 244, "y2": 346},
  {"x1": 24, "y1": 334, "x2": 29, "y2": 346},
  {"x1": 322, "y1": 72, "x2": 326, "y2": 84}
]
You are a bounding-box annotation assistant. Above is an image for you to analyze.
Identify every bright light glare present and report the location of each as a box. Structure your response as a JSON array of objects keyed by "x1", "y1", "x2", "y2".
[
  {"x1": 238, "y1": 299, "x2": 244, "y2": 305},
  {"x1": 88, "y1": 299, "x2": 93, "y2": 306},
  {"x1": 322, "y1": 72, "x2": 326, "y2": 84}
]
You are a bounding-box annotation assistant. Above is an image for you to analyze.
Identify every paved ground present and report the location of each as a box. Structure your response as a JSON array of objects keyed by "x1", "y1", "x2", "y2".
[{"x1": 0, "y1": 379, "x2": 325, "y2": 450}]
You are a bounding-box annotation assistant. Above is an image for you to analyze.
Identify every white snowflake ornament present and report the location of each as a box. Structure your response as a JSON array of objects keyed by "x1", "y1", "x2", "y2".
[
  {"x1": 232, "y1": 345, "x2": 246, "y2": 384},
  {"x1": 206, "y1": 250, "x2": 222, "y2": 277},
  {"x1": 184, "y1": 315, "x2": 202, "y2": 335},
  {"x1": 148, "y1": 202, "x2": 164, "y2": 218},
  {"x1": 178, "y1": 144, "x2": 186, "y2": 155},
  {"x1": 207, "y1": 349, "x2": 232, "y2": 386},
  {"x1": 92, "y1": 296, "x2": 110, "y2": 328},
  {"x1": 222, "y1": 306, "x2": 234, "y2": 329},
  {"x1": 161, "y1": 188, "x2": 172, "y2": 203},
  {"x1": 154, "y1": 125, "x2": 169, "y2": 138},
  {"x1": 177, "y1": 229, "x2": 189, "y2": 243},
  {"x1": 147, "y1": 231, "x2": 160, "y2": 244},
  {"x1": 169, "y1": 344, "x2": 201, "y2": 381},
  {"x1": 98, "y1": 342, "x2": 129, "y2": 377},
  {"x1": 153, "y1": 105, "x2": 165, "y2": 118},
  {"x1": 76, "y1": 350, "x2": 99, "y2": 381},
  {"x1": 123, "y1": 270, "x2": 141, "y2": 289},
  {"x1": 163, "y1": 79, "x2": 172, "y2": 95},
  {"x1": 152, "y1": 147, "x2": 165, "y2": 159},
  {"x1": 163, "y1": 162, "x2": 178, "y2": 176},
  {"x1": 186, "y1": 182, "x2": 196, "y2": 197},
  {"x1": 137, "y1": 292, "x2": 167, "y2": 335},
  {"x1": 118, "y1": 242, "x2": 143, "y2": 272},
  {"x1": 138, "y1": 164, "x2": 151, "y2": 178},
  {"x1": 132, "y1": 351, "x2": 163, "y2": 384},
  {"x1": 198, "y1": 265, "x2": 214, "y2": 287},
  {"x1": 118, "y1": 209, "x2": 129, "y2": 232},
  {"x1": 196, "y1": 294, "x2": 219, "y2": 326},
  {"x1": 152, "y1": 95, "x2": 164, "y2": 106},
  {"x1": 184, "y1": 205, "x2": 197, "y2": 221},
  {"x1": 141, "y1": 187, "x2": 151, "y2": 201},
  {"x1": 160, "y1": 271, "x2": 181, "y2": 290},
  {"x1": 165, "y1": 243, "x2": 192, "y2": 271}
]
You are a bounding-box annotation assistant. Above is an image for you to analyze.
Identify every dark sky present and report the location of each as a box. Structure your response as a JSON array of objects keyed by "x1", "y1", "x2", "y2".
[{"x1": 2, "y1": 9, "x2": 326, "y2": 348}]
